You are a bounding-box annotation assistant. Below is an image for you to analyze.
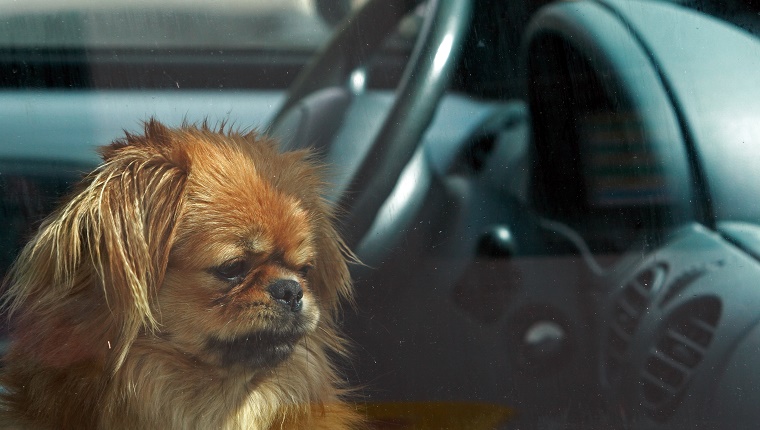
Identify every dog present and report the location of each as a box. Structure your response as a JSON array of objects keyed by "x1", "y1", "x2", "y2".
[{"x1": 0, "y1": 120, "x2": 363, "y2": 429}]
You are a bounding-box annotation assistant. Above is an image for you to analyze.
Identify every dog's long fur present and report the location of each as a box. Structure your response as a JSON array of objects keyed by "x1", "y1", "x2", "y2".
[{"x1": 0, "y1": 120, "x2": 363, "y2": 429}]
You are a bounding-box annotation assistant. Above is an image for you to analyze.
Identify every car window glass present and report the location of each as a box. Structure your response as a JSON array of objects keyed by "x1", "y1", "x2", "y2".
[
  {"x1": 4, "y1": 1, "x2": 760, "y2": 429},
  {"x1": 0, "y1": 0, "x2": 369, "y2": 49}
]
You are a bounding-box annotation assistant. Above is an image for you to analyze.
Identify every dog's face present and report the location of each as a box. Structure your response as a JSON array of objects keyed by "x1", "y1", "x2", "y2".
[
  {"x1": 158, "y1": 143, "x2": 322, "y2": 371},
  {"x1": 3, "y1": 120, "x2": 351, "y2": 374}
]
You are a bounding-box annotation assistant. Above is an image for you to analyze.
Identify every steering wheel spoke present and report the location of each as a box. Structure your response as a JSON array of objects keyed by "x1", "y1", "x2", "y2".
[{"x1": 270, "y1": 0, "x2": 473, "y2": 249}]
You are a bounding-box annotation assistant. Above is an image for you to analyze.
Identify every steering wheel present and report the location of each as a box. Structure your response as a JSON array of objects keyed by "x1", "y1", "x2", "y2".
[{"x1": 268, "y1": 0, "x2": 472, "y2": 249}]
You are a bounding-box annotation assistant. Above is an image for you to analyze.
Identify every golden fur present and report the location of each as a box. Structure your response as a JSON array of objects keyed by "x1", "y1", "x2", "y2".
[{"x1": 0, "y1": 120, "x2": 363, "y2": 429}]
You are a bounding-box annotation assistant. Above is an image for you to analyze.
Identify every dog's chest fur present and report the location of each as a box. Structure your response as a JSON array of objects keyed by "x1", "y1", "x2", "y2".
[{"x1": 100, "y1": 337, "x2": 346, "y2": 429}]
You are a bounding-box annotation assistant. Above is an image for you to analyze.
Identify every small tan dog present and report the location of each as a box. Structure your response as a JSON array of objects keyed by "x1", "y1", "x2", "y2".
[{"x1": 0, "y1": 120, "x2": 363, "y2": 429}]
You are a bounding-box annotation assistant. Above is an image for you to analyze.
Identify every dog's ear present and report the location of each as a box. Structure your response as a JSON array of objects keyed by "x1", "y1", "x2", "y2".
[
  {"x1": 3, "y1": 120, "x2": 188, "y2": 369},
  {"x1": 311, "y1": 214, "x2": 355, "y2": 314},
  {"x1": 266, "y1": 148, "x2": 355, "y2": 317},
  {"x1": 275, "y1": 150, "x2": 356, "y2": 355}
]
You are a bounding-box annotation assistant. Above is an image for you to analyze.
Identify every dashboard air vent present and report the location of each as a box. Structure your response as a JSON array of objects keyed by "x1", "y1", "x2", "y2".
[
  {"x1": 605, "y1": 264, "x2": 666, "y2": 382},
  {"x1": 660, "y1": 260, "x2": 724, "y2": 306},
  {"x1": 640, "y1": 296, "x2": 721, "y2": 420}
]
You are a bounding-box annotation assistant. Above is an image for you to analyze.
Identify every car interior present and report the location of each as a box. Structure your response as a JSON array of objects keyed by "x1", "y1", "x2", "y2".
[{"x1": 3, "y1": 0, "x2": 760, "y2": 428}]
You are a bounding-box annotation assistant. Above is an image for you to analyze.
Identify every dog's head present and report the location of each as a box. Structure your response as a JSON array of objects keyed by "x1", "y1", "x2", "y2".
[{"x1": 3, "y1": 120, "x2": 352, "y2": 372}]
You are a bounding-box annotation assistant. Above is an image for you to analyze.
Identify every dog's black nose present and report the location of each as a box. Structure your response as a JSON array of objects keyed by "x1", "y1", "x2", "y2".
[{"x1": 267, "y1": 279, "x2": 303, "y2": 312}]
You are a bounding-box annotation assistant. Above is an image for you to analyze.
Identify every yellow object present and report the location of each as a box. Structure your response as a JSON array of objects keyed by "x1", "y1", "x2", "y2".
[{"x1": 359, "y1": 401, "x2": 515, "y2": 429}]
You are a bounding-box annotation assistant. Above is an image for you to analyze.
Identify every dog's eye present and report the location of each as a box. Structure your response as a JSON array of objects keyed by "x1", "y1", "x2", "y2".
[
  {"x1": 213, "y1": 259, "x2": 249, "y2": 283},
  {"x1": 298, "y1": 264, "x2": 314, "y2": 278}
]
